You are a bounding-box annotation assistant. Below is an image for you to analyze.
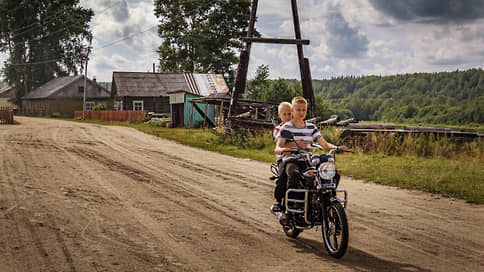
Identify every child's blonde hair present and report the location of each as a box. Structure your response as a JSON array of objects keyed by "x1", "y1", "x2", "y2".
[
  {"x1": 278, "y1": 101, "x2": 292, "y2": 113},
  {"x1": 291, "y1": 96, "x2": 307, "y2": 106}
]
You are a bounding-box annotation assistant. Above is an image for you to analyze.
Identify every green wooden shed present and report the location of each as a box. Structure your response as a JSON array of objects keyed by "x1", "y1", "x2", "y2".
[{"x1": 168, "y1": 90, "x2": 215, "y2": 128}]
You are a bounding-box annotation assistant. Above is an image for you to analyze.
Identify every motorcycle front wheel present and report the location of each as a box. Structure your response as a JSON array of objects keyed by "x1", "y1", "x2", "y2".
[{"x1": 321, "y1": 201, "x2": 348, "y2": 258}]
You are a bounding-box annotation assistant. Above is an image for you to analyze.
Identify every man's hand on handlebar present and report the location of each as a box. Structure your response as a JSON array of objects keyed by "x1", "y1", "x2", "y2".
[{"x1": 336, "y1": 145, "x2": 350, "y2": 152}]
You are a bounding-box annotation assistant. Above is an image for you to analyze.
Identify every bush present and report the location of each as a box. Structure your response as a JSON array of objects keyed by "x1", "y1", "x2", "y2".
[{"x1": 92, "y1": 104, "x2": 106, "y2": 111}]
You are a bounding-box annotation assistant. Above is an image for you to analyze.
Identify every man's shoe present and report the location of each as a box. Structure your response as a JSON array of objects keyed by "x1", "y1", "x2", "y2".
[{"x1": 270, "y1": 203, "x2": 282, "y2": 214}]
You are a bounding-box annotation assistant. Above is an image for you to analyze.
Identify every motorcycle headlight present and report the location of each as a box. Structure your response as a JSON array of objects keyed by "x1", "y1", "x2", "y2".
[{"x1": 318, "y1": 162, "x2": 336, "y2": 180}]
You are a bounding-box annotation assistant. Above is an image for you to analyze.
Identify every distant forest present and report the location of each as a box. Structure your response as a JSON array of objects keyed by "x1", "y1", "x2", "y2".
[
  {"x1": 248, "y1": 68, "x2": 483, "y2": 125},
  {"x1": 312, "y1": 69, "x2": 483, "y2": 124}
]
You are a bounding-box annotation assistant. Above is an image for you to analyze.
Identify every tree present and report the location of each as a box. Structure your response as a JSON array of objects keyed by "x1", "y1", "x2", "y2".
[
  {"x1": 0, "y1": 0, "x2": 93, "y2": 104},
  {"x1": 246, "y1": 64, "x2": 269, "y2": 101},
  {"x1": 154, "y1": 0, "x2": 252, "y2": 88}
]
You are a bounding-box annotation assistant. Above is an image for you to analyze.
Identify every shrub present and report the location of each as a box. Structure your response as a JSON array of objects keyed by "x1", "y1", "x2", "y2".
[{"x1": 92, "y1": 104, "x2": 106, "y2": 111}]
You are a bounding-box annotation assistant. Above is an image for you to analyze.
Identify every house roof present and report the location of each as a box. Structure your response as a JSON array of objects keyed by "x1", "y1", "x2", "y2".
[
  {"x1": 112, "y1": 72, "x2": 229, "y2": 98},
  {"x1": 0, "y1": 85, "x2": 14, "y2": 98},
  {"x1": 23, "y1": 75, "x2": 110, "y2": 99}
]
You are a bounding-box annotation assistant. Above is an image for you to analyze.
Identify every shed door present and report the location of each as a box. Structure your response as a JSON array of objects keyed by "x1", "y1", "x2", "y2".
[{"x1": 173, "y1": 104, "x2": 184, "y2": 127}]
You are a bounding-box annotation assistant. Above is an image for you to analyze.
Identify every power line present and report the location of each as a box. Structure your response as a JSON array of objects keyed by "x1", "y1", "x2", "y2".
[
  {"x1": 7, "y1": 24, "x2": 158, "y2": 66},
  {"x1": 10, "y1": 8, "x2": 68, "y2": 36},
  {"x1": 94, "y1": 25, "x2": 157, "y2": 50},
  {"x1": 9, "y1": 1, "x2": 119, "y2": 39}
]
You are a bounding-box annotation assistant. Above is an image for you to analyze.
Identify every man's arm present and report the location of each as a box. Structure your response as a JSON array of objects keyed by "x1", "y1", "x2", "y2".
[
  {"x1": 316, "y1": 136, "x2": 337, "y2": 152},
  {"x1": 274, "y1": 139, "x2": 299, "y2": 154},
  {"x1": 316, "y1": 136, "x2": 349, "y2": 152}
]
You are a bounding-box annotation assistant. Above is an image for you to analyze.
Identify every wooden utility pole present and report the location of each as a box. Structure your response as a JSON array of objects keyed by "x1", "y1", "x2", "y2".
[
  {"x1": 82, "y1": 42, "x2": 91, "y2": 120},
  {"x1": 228, "y1": 0, "x2": 259, "y2": 118},
  {"x1": 228, "y1": 0, "x2": 317, "y2": 120},
  {"x1": 82, "y1": 56, "x2": 88, "y2": 120}
]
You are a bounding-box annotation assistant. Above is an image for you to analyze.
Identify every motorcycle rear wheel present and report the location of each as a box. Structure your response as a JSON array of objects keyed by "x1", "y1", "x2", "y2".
[{"x1": 321, "y1": 201, "x2": 348, "y2": 258}]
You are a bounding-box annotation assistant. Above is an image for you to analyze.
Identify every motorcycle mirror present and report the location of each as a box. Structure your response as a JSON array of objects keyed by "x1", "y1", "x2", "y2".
[{"x1": 280, "y1": 130, "x2": 294, "y2": 140}]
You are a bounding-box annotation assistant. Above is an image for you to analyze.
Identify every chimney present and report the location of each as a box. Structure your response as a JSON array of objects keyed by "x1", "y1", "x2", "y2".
[{"x1": 93, "y1": 76, "x2": 96, "y2": 83}]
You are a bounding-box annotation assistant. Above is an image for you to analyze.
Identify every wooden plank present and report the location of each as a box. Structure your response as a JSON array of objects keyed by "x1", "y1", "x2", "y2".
[
  {"x1": 348, "y1": 123, "x2": 395, "y2": 129},
  {"x1": 336, "y1": 118, "x2": 358, "y2": 126},
  {"x1": 192, "y1": 103, "x2": 215, "y2": 127},
  {"x1": 306, "y1": 116, "x2": 325, "y2": 123},
  {"x1": 203, "y1": 102, "x2": 208, "y2": 129},
  {"x1": 404, "y1": 126, "x2": 451, "y2": 132},
  {"x1": 318, "y1": 116, "x2": 340, "y2": 126},
  {"x1": 243, "y1": 37, "x2": 310, "y2": 45},
  {"x1": 340, "y1": 128, "x2": 482, "y2": 140},
  {"x1": 235, "y1": 111, "x2": 251, "y2": 118}
]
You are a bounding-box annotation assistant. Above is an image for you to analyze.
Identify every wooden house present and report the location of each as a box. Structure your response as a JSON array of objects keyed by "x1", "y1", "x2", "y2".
[
  {"x1": 0, "y1": 85, "x2": 15, "y2": 109},
  {"x1": 112, "y1": 72, "x2": 229, "y2": 127},
  {"x1": 21, "y1": 75, "x2": 112, "y2": 117}
]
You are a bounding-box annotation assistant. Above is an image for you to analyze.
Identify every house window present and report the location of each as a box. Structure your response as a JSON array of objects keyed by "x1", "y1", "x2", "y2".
[
  {"x1": 85, "y1": 101, "x2": 95, "y2": 111},
  {"x1": 79, "y1": 86, "x2": 84, "y2": 93},
  {"x1": 115, "y1": 100, "x2": 123, "y2": 110},
  {"x1": 133, "y1": 100, "x2": 143, "y2": 111}
]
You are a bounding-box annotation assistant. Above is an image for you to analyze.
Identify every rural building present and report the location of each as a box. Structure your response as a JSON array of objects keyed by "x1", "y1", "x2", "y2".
[
  {"x1": 168, "y1": 90, "x2": 215, "y2": 128},
  {"x1": 0, "y1": 85, "x2": 16, "y2": 109},
  {"x1": 21, "y1": 75, "x2": 112, "y2": 117},
  {"x1": 111, "y1": 72, "x2": 229, "y2": 123}
]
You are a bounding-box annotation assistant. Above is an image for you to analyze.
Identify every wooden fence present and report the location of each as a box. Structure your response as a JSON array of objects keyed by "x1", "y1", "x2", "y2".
[
  {"x1": 0, "y1": 106, "x2": 14, "y2": 124},
  {"x1": 74, "y1": 110, "x2": 146, "y2": 123}
]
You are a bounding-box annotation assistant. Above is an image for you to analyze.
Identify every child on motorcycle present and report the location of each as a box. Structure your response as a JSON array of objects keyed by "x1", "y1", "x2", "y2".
[
  {"x1": 274, "y1": 96, "x2": 348, "y2": 224},
  {"x1": 271, "y1": 101, "x2": 292, "y2": 213}
]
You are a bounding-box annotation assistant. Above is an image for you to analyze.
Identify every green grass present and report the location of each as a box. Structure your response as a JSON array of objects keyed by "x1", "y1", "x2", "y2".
[
  {"x1": 337, "y1": 153, "x2": 483, "y2": 204},
  {"x1": 67, "y1": 118, "x2": 484, "y2": 204}
]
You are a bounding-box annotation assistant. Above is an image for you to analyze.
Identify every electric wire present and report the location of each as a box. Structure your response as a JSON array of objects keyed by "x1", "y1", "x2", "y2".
[
  {"x1": 9, "y1": 1, "x2": 119, "y2": 39},
  {"x1": 7, "y1": 24, "x2": 158, "y2": 66}
]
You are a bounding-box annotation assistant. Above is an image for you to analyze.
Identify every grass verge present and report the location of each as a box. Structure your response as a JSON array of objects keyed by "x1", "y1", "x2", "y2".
[
  {"x1": 69, "y1": 118, "x2": 483, "y2": 204},
  {"x1": 337, "y1": 153, "x2": 483, "y2": 204}
]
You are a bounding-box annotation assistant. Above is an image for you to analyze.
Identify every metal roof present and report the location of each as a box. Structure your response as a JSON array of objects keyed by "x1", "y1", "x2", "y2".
[
  {"x1": 112, "y1": 72, "x2": 229, "y2": 97},
  {"x1": 112, "y1": 72, "x2": 195, "y2": 97}
]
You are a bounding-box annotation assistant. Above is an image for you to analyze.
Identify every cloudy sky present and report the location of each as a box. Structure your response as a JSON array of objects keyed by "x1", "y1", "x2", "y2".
[{"x1": 3, "y1": 0, "x2": 484, "y2": 82}]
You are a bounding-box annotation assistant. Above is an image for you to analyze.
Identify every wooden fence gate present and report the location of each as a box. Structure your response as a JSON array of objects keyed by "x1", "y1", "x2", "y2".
[{"x1": 0, "y1": 106, "x2": 14, "y2": 124}]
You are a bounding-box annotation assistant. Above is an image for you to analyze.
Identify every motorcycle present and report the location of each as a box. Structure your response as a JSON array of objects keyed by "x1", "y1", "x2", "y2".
[{"x1": 270, "y1": 130, "x2": 349, "y2": 258}]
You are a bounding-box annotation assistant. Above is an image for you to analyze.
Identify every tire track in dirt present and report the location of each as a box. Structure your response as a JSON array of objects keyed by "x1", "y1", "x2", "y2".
[
  {"x1": 0, "y1": 133, "x2": 67, "y2": 271},
  {"x1": 3, "y1": 117, "x2": 484, "y2": 272},
  {"x1": 68, "y1": 124, "x2": 348, "y2": 271},
  {"x1": 73, "y1": 136, "x2": 278, "y2": 233},
  {"x1": 82, "y1": 126, "x2": 270, "y2": 190},
  {"x1": 51, "y1": 127, "x2": 215, "y2": 271}
]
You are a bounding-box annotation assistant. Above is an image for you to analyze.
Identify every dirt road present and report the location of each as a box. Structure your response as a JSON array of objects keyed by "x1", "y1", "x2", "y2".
[{"x1": 1, "y1": 117, "x2": 483, "y2": 272}]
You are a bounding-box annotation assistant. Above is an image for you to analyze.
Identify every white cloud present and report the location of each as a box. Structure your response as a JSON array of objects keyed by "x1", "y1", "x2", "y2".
[
  {"x1": 2, "y1": 0, "x2": 484, "y2": 83},
  {"x1": 80, "y1": 0, "x2": 161, "y2": 81}
]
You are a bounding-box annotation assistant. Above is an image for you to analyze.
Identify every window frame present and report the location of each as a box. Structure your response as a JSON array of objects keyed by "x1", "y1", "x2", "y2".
[
  {"x1": 133, "y1": 100, "x2": 144, "y2": 111},
  {"x1": 85, "y1": 101, "x2": 95, "y2": 111}
]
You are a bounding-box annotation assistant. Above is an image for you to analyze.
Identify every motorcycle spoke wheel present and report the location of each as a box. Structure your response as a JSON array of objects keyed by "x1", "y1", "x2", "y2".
[{"x1": 322, "y1": 202, "x2": 348, "y2": 258}]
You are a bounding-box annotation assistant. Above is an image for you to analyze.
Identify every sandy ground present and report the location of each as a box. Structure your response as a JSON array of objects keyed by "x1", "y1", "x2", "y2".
[{"x1": 0, "y1": 116, "x2": 483, "y2": 272}]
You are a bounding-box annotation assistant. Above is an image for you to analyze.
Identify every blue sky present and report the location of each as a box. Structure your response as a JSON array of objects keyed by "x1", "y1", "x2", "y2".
[{"x1": 2, "y1": 0, "x2": 484, "y2": 83}]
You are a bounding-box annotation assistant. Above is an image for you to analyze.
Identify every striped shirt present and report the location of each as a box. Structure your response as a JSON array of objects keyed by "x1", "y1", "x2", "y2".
[
  {"x1": 273, "y1": 123, "x2": 284, "y2": 161},
  {"x1": 277, "y1": 121, "x2": 322, "y2": 157}
]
